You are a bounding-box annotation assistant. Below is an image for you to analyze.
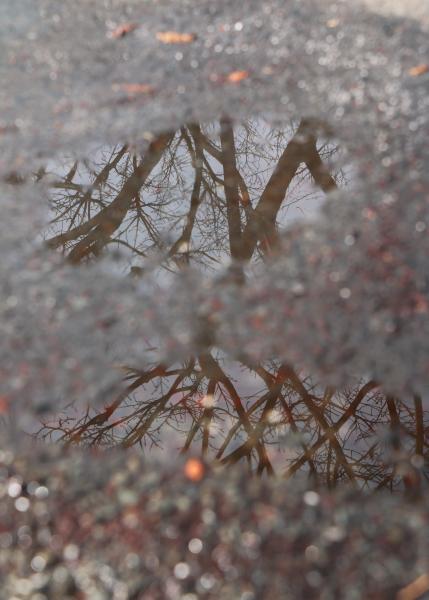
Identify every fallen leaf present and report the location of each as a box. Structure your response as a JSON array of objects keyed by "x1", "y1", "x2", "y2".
[
  {"x1": 326, "y1": 18, "x2": 340, "y2": 28},
  {"x1": 226, "y1": 70, "x2": 249, "y2": 83},
  {"x1": 0, "y1": 124, "x2": 18, "y2": 135},
  {"x1": 397, "y1": 574, "x2": 429, "y2": 600},
  {"x1": 109, "y1": 23, "x2": 139, "y2": 39},
  {"x1": 408, "y1": 64, "x2": 429, "y2": 77},
  {"x1": 184, "y1": 458, "x2": 204, "y2": 481},
  {"x1": 156, "y1": 31, "x2": 196, "y2": 44},
  {"x1": 0, "y1": 396, "x2": 9, "y2": 414},
  {"x1": 112, "y1": 83, "x2": 155, "y2": 95}
]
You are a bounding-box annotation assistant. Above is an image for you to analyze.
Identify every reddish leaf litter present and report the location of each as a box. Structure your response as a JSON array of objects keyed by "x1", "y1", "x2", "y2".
[{"x1": 0, "y1": 447, "x2": 428, "y2": 599}]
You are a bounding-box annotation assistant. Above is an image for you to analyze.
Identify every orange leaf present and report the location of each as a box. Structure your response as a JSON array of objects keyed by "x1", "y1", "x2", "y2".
[
  {"x1": 184, "y1": 458, "x2": 204, "y2": 481},
  {"x1": 156, "y1": 31, "x2": 196, "y2": 44},
  {"x1": 326, "y1": 18, "x2": 340, "y2": 28},
  {"x1": 109, "y1": 23, "x2": 139, "y2": 39},
  {"x1": 112, "y1": 83, "x2": 155, "y2": 95},
  {"x1": 397, "y1": 574, "x2": 429, "y2": 600},
  {"x1": 0, "y1": 396, "x2": 9, "y2": 414},
  {"x1": 408, "y1": 64, "x2": 429, "y2": 77},
  {"x1": 226, "y1": 70, "x2": 249, "y2": 83}
]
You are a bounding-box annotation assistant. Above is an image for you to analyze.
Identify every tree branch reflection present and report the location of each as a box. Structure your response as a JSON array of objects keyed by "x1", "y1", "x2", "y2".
[{"x1": 35, "y1": 117, "x2": 428, "y2": 490}]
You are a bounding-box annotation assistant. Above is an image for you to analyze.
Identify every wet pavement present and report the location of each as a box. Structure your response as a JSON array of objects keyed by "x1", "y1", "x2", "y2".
[
  {"x1": 3, "y1": 115, "x2": 423, "y2": 489},
  {"x1": 2, "y1": 1, "x2": 429, "y2": 598}
]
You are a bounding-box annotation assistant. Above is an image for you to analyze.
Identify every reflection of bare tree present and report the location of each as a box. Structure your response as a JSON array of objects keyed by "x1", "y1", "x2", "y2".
[
  {"x1": 44, "y1": 117, "x2": 341, "y2": 270},
  {"x1": 36, "y1": 117, "x2": 428, "y2": 489}
]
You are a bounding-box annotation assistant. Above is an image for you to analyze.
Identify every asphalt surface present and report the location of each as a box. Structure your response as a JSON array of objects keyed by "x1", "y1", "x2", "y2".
[{"x1": 1, "y1": 3, "x2": 429, "y2": 598}]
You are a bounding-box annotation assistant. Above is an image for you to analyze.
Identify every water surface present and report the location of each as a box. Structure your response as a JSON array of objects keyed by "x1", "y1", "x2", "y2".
[{"x1": 4, "y1": 116, "x2": 427, "y2": 491}]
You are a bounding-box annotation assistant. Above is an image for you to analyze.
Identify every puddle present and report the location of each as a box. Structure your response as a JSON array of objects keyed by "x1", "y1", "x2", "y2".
[
  {"x1": 39, "y1": 116, "x2": 347, "y2": 272},
  {"x1": 2, "y1": 115, "x2": 427, "y2": 490},
  {"x1": 2, "y1": 2, "x2": 429, "y2": 595}
]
